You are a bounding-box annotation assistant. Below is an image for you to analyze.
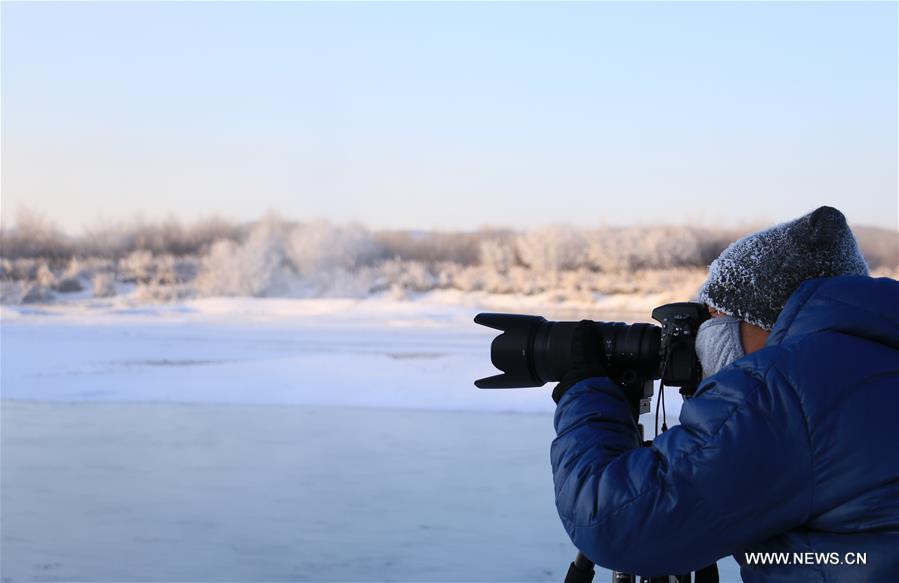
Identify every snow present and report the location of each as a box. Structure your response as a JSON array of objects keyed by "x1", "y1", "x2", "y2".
[{"x1": 0, "y1": 294, "x2": 741, "y2": 582}]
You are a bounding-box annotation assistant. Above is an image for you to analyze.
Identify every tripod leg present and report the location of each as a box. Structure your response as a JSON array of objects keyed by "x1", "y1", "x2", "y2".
[
  {"x1": 694, "y1": 563, "x2": 719, "y2": 583},
  {"x1": 563, "y1": 552, "x2": 596, "y2": 583}
]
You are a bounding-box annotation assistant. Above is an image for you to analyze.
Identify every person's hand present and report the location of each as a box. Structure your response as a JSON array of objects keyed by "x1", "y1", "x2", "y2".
[{"x1": 551, "y1": 320, "x2": 607, "y2": 403}]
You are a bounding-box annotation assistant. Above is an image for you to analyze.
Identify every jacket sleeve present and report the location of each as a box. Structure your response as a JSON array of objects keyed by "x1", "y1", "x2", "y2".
[{"x1": 551, "y1": 363, "x2": 813, "y2": 576}]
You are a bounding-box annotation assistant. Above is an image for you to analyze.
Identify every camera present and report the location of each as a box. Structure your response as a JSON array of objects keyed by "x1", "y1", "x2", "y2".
[{"x1": 474, "y1": 302, "x2": 710, "y2": 397}]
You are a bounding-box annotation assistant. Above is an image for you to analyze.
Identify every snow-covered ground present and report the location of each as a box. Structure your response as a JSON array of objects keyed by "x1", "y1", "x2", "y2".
[{"x1": 1, "y1": 294, "x2": 741, "y2": 582}]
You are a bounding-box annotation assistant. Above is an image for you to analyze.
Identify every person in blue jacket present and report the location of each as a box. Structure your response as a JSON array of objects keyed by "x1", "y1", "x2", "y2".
[{"x1": 550, "y1": 206, "x2": 899, "y2": 582}]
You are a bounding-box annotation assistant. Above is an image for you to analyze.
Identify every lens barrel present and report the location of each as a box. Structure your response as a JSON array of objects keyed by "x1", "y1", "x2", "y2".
[{"x1": 474, "y1": 314, "x2": 661, "y2": 388}]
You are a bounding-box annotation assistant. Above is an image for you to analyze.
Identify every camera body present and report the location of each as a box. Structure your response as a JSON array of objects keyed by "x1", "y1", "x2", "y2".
[
  {"x1": 474, "y1": 302, "x2": 710, "y2": 396},
  {"x1": 650, "y1": 302, "x2": 711, "y2": 394}
]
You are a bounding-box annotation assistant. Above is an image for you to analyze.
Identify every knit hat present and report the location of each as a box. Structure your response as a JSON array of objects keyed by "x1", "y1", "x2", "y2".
[{"x1": 697, "y1": 206, "x2": 869, "y2": 330}]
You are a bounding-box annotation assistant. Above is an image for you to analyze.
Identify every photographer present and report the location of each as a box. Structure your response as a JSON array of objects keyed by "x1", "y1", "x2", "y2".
[{"x1": 550, "y1": 207, "x2": 898, "y2": 581}]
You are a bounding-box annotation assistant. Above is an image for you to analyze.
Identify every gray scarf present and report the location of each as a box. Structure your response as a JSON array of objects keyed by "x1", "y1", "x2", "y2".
[{"x1": 695, "y1": 315, "x2": 745, "y2": 379}]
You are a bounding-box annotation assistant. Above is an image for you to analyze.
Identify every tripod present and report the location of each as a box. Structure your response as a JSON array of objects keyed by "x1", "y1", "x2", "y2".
[
  {"x1": 564, "y1": 553, "x2": 718, "y2": 583},
  {"x1": 560, "y1": 381, "x2": 719, "y2": 583}
]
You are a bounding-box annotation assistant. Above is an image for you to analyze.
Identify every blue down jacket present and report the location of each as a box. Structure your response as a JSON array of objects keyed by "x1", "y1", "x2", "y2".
[{"x1": 551, "y1": 275, "x2": 899, "y2": 582}]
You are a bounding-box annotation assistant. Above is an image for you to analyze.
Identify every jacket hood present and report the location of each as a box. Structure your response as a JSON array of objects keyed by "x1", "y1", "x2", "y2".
[{"x1": 767, "y1": 275, "x2": 899, "y2": 351}]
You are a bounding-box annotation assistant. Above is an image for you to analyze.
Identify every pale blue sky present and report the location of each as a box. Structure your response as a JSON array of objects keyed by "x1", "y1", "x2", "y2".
[{"x1": 2, "y1": 1, "x2": 897, "y2": 232}]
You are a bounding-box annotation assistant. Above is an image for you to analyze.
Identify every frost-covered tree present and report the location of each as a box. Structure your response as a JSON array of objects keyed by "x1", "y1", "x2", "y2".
[
  {"x1": 286, "y1": 221, "x2": 382, "y2": 276},
  {"x1": 479, "y1": 239, "x2": 518, "y2": 274},
  {"x1": 585, "y1": 227, "x2": 706, "y2": 272},
  {"x1": 195, "y1": 214, "x2": 290, "y2": 296},
  {"x1": 516, "y1": 227, "x2": 585, "y2": 276}
]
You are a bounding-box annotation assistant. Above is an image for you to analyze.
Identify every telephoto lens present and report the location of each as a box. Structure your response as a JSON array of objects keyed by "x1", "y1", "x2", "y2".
[
  {"x1": 473, "y1": 314, "x2": 659, "y2": 388},
  {"x1": 474, "y1": 302, "x2": 709, "y2": 391}
]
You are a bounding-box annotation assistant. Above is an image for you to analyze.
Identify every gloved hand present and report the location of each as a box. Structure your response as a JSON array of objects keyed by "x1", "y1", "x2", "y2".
[{"x1": 551, "y1": 320, "x2": 607, "y2": 403}]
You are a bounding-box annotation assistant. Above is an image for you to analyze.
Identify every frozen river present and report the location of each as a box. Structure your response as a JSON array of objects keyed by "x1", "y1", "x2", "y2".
[{"x1": 2, "y1": 401, "x2": 580, "y2": 582}]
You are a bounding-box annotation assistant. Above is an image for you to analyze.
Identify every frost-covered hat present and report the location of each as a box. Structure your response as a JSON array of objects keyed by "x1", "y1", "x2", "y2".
[{"x1": 697, "y1": 206, "x2": 869, "y2": 330}]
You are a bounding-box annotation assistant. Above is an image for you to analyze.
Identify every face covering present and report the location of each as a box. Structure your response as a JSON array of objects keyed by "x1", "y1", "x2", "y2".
[{"x1": 695, "y1": 315, "x2": 745, "y2": 379}]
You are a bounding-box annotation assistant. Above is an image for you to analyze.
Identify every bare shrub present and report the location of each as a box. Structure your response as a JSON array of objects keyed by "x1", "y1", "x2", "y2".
[
  {"x1": 2, "y1": 259, "x2": 38, "y2": 281},
  {"x1": 80, "y1": 216, "x2": 243, "y2": 259},
  {"x1": 92, "y1": 272, "x2": 117, "y2": 298},
  {"x1": 119, "y1": 251, "x2": 156, "y2": 283},
  {"x1": 0, "y1": 209, "x2": 71, "y2": 260},
  {"x1": 36, "y1": 264, "x2": 58, "y2": 288}
]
